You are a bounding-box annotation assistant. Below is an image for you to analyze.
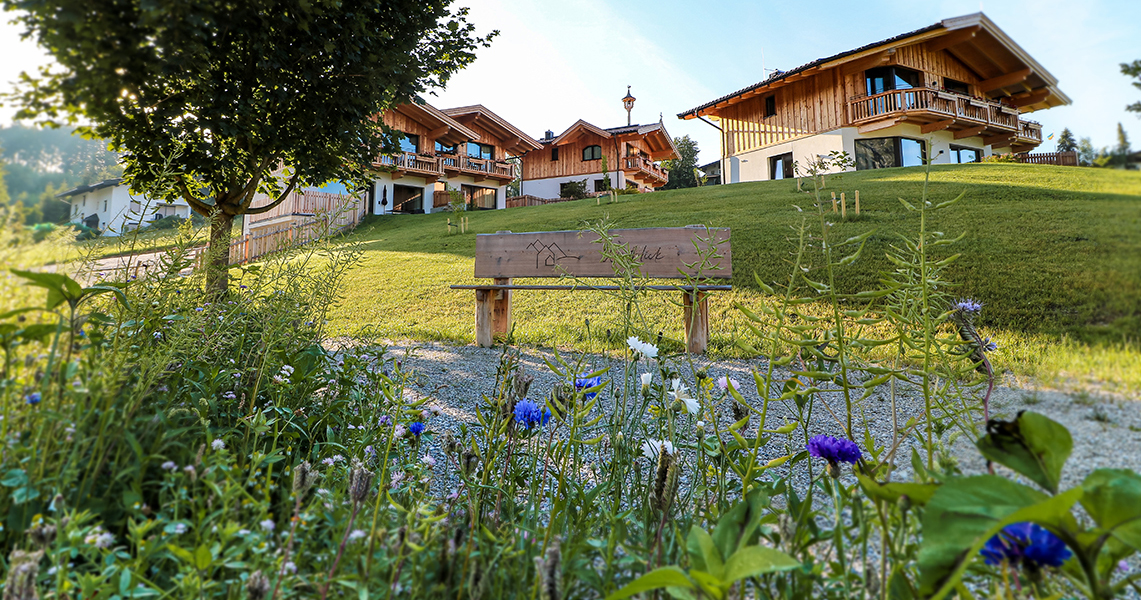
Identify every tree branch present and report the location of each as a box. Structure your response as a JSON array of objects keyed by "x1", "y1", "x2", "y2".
[
  {"x1": 243, "y1": 170, "x2": 302, "y2": 215},
  {"x1": 177, "y1": 176, "x2": 215, "y2": 215},
  {"x1": 236, "y1": 155, "x2": 276, "y2": 211}
]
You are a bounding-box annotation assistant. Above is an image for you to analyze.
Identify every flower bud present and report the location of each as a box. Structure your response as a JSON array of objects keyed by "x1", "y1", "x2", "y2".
[
  {"x1": 897, "y1": 494, "x2": 911, "y2": 515},
  {"x1": 827, "y1": 461, "x2": 841, "y2": 479}
]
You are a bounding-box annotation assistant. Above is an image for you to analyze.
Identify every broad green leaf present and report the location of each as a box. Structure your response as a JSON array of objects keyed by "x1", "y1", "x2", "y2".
[
  {"x1": 711, "y1": 488, "x2": 769, "y2": 561},
  {"x1": 606, "y1": 567, "x2": 694, "y2": 600},
  {"x1": 11, "y1": 269, "x2": 74, "y2": 310},
  {"x1": 686, "y1": 527, "x2": 723, "y2": 579},
  {"x1": 194, "y1": 544, "x2": 212, "y2": 570},
  {"x1": 856, "y1": 474, "x2": 939, "y2": 507},
  {"x1": 975, "y1": 411, "x2": 1072, "y2": 494},
  {"x1": 1080, "y1": 469, "x2": 1141, "y2": 552},
  {"x1": 919, "y1": 476, "x2": 1081, "y2": 599},
  {"x1": 722, "y1": 545, "x2": 800, "y2": 582}
]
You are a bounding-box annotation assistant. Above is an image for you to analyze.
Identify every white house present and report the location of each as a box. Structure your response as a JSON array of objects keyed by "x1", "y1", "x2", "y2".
[{"x1": 57, "y1": 178, "x2": 192, "y2": 236}]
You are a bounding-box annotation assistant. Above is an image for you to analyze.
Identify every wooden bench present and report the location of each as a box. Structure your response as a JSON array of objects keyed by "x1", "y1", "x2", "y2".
[{"x1": 450, "y1": 226, "x2": 731, "y2": 353}]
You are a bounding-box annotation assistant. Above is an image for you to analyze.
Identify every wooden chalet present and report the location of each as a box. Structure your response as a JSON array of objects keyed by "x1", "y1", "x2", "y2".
[
  {"x1": 678, "y1": 13, "x2": 1070, "y2": 183},
  {"x1": 520, "y1": 118, "x2": 678, "y2": 199}
]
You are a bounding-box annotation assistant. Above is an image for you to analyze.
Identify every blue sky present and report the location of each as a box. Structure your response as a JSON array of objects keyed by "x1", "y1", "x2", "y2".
[{"x1": 3, "y1": 0, "x2": 1138, "y2": 164}]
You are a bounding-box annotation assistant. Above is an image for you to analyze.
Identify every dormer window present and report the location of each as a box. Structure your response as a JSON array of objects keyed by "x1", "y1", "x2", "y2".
[{"x1": 582, "y1": 145, "x2": 602, "y2": 161}]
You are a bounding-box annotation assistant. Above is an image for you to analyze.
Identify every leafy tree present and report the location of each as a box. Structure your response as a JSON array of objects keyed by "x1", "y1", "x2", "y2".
[
  {"x1": 1056, "y1": 128, "x2": 1077, "y2": 153},
  {"x1": 4, "y1": 0, "x2": 496, "y2": 292},
  {"x1": 1124, "y1": 60, "x2": 1141, "y2": 117},
  {"x1": 0, "y1": 125, "x2": 122, "y2": 222},
  {"x1": 662, "y1": 135, "x2": 700, "y2": 190},
  {"x1": 1114, "y1": 122, "x2": 1132, "y2": 167},
  {"x1": 560, "y1": 179, "x2": 589, "y2": 200},
  {"x1": 1077, "y1": 137, "x2": 1098, "y2": 167}
]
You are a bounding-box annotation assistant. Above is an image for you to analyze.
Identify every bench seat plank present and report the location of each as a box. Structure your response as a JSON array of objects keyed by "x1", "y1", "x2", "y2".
[{"x1": 450, "y1": 284, "x2": 733, "y2": 291}]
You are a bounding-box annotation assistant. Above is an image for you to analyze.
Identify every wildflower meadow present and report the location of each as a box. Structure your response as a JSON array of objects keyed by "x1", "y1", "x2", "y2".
[{"x1": 1, "y1": 153, "x2": 1140, "y2": 600}]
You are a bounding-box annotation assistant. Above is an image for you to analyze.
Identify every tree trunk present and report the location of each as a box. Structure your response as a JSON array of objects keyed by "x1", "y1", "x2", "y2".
[{"x1": 206, "y1": 212, "x2": 235, "y2": 295}]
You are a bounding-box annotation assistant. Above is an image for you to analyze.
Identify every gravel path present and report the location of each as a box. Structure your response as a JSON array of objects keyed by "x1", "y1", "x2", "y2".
[{"x1": 373, "y1": 340, "x2": 1141, "y2": 497}]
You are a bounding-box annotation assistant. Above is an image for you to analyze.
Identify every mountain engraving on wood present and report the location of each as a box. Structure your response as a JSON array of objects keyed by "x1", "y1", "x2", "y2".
[{"x1": 474, "y1": 227, "x2": 731, "y2": 279}]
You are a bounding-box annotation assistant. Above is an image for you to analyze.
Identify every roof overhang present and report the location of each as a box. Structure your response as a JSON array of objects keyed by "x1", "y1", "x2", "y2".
[
  {"x1": 618, "y1": 123, "x2": 678, "y2": 161},
  {"x1": 56, "y1": 178, "x2": 123, "y2": 200},
  {"x1": 393, "y1": 101, "x2": 480, "y2": 146},
  {"x1": 679, "y1": 12, "x2": 1069, "y2": 120},
  {"x1": 548, "y1": 119, "x2": 612, "y2": 146},
  {"x1": 441, "y1": 105, "x2": 543, "y2": 155}
]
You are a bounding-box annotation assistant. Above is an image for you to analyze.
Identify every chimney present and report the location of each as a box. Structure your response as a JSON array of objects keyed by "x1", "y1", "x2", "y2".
[{"x1": 544, "y1": 130, "x2": 554, "y2": 140}]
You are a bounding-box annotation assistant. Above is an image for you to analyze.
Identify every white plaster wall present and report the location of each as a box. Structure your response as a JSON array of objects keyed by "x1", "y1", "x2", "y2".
[
  {"x1": 441, "y1": 174, "x2": 504, "y2": 211},
  {"x1": 371, "y1": 172, "x2": 437, "y2": 215},
  {"x1": 521, "y1": 171, "x2": 621, "y2": 199},
  {"x1": 732, "y1": 131, "x2": 847, "y2": 182}
]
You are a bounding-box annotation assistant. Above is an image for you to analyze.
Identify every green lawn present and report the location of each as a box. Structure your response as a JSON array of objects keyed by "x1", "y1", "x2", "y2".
[{"x1": 326, "y1": 163, "x2": 1141, "y2": 394}]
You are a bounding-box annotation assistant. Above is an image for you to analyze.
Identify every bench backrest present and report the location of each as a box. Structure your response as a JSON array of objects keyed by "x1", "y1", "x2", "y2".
[{"x1": 473, "y1": 226, "x2": 731, "y2": 279}]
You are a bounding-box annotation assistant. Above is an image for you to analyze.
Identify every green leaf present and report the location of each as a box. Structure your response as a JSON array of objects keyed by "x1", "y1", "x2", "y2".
[
  {"x1": 933, "y1": 191, "x2": 967, "y2": 211},
  {"x1": 194, "y1": 544, "x2": 212, "y2": 570},
  {"x1": 1080, "y1": 469, "x2": 1141, "y2": 552},
  {"x1": 686, "y1": 527, "x2": 724, "y2": 579},
  {"x1": 82, "y1": 285, "x2": 132, "y2": 309},
  {"x1": 918, "y1": 476, "x2": 1080, "y2": 598},
  {"x1": 975, "y1": 411, "x2": 1072, "y2": 494},
  {"x1": 1, "y1": 469, "x2": 28, "y2": 487},
  {"x1": 711, "y1": 488, "x2": 769, "y2": 561},
  {"x1": 722, "y1": 545, "x2": 800, "y2": 582},
  {"x1": 606, "y1": 567, "x2": 694, "y2": 600},
  {"x1": 11, "y1": 269, "x2": 77, "y2": 310},
  {"x1": 856, "y1": 474, "x2": 939, "y2": 507}
]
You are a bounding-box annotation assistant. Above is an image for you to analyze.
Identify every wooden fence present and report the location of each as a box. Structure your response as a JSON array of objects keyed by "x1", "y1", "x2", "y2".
[{"x1": 1013, "y1": 151, "x2": 1078, "y2": 166}]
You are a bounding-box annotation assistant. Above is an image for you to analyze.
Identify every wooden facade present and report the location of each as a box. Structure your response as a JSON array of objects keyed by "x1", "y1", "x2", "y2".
[
  {"x1": 682, "y1": 13, "x2": 1068, "y2": 159},
  {"x1": 520, "y1": 120, "x2": 677, "y2": 190}
]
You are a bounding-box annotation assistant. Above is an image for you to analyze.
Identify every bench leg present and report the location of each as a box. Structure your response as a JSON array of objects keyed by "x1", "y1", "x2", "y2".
[
  {"x1": 492, "y1": 277, "x2": 512, "y2": 342},
  {"x1": 682, "y1": 290, "x2": 709, "y2": 354},
  {"x1": 475, "y1": 289, "x2": 493, "y2": 347}
]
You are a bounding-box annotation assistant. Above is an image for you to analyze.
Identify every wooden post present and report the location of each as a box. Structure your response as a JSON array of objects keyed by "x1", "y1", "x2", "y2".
[
  {"x1": 475, "y1": 288, "x2": 493, "y2": 347},
  {"x1": 682, "y1": 290, "x2": 710, "y2": 354},
  {"x1": 447, "y1": 218, "x2": 451, "y2": 234},
  {"x1": 831, "y1": 192, "x2": 837, "y2": 212},
  {"x1": 855, "y1": 190, "x2": 860, "y2": 215},
  {"x1": 840, "y1": 192, "x2": 847, "y2": 219},
  {"x1": 491, "y1": 277, "x2": 512, "y2": 341}
]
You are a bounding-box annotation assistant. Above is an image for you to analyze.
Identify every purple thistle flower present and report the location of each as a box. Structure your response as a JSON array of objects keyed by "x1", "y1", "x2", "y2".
[
  {"x1": 807, "y1": 435, "x2": 862, "y2": 465},
  {"x1": 981, "y1": 522, "x2": 1071, "y2": 569},
  {"x1": 574, "y1": 373, "x2": 603, "y2": 400},
  {"x1": 513, "y1": 400, "x2": 551, "y2": 429},
  {"x1": 954, "y1": 299, "x2": 983, "y2": 313},
  {"x1": 409, "y1": 422, "x2": 425, "y2": 436}
]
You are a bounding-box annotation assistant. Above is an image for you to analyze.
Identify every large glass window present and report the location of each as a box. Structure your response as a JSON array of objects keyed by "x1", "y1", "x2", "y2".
[
  {"x1": 949, "y1": 145, "x2": 980, "y2": 164},
  {"x1": 467, "y1": 142, "x2": 494, "y2": 160},
  {"x1": 855, "y1": 137, "x2": 927, "y2": 170},
  {"x1": 769, "y1": 153, "x2": 793, "y2": 180},
  {"x1": 464, "y1": 185, "x2": 496, "y2": 210},
  {"x1": 865, "y1": 66, "x2": 921, "y2": 95},
  {"x1": 582, "y1": 145, "x2": 602, "y2": 161},
  {"x1": 943, "y1": 77, "x2": 970, "y2": 95},
  {"x1": 435, "y1": 141, "x2": 456, "y2": 154},
  {"x1": 399, "y1": 133, "x2": 419, "y2": 154}
]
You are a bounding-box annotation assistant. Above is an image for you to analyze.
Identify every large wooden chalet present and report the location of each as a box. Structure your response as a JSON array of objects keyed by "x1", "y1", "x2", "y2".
[
  {"x1": 521, "y1": 119, "x2": 678, "y2": 199},
  {"x1": 679, "y1": 13, "x2": 1070, "y2": 183},
  {"x1": 370, "y1": 101, "x2": 541, "y2": 213}
]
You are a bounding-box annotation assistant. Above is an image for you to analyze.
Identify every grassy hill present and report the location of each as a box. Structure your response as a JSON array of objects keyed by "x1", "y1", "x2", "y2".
[{"x1": 328, "y1": 163, "x2": 1141, "y2": 392}]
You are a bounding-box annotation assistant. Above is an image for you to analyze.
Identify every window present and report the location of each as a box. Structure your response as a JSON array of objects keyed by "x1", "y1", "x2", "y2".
[
  {"x1": 398, "y1": 133, "x2": 419, "y2": 154},
  {"x1": 865, "y1": 66, "x2": 921, "y2": 95},
  {"x1": 593, "y1": 178, "x2": 611, "y2": 192},
  {"x1": 764, "y1": 96, "x2": 776, "y2": 118},
  {"x1": 551, "y1": 146, "x2": 559, "y2": 161},
  {"x1": 435, "y1": 141, "x2": 456, "y2": 154},
  {"x1": 467, "y1": 142, "x2": 494, "y2": 160},
  {"x1": 854, "y1": 137, "x2": 928, "y2": 170},
  {"x1": 769, "y1": 153, "x2": 793, "y2": 180},
  {"x1": 582, "y1": 145, "x2": 602, "y2": 161},
  {"x1": 949, "y1": 145, "x2": 980, "y2": 164},
  {"x1": 943, "y1": 77, "x2": 970, "y2": 96},
  {"x1": 626, "y1": 143, "x2": 637, "y2": 157},
  {"x1": 103, "y1": 199, "x2": 108, "y2": 211},
  {"x1": 464, "y1": 185, "x2": 496, "y2": 210}
]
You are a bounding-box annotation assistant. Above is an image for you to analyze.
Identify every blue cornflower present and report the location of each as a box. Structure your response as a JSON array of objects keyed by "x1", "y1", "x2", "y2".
[
  {"x1": 981, "y1": 337, "x2": 998, "y2": 352},
  {"x1": 807, "y1": 435, "x2": 862, "y2": 465},
  {"x1": 574, "y1": 373, "x2": 603, "y2": 400},
  {"x1": 514, "y1": 400, "x2": 551, "y2": 429},
  {"x1": 954, "y1": 299, "x2": 983, "y2": 313},
  {"x1": 409, "y1": 422, "x2": 425, "y2": 436},
  {"x1": 981, "y1": 522, "x2": 1071, "y2": 569},
  {"x1": 25, "y1": 392, "x2": 41, "y2": 405}
]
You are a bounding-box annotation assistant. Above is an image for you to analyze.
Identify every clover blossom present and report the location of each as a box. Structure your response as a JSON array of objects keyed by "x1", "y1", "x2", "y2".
[
  {"x1": 211, "y1": 439, "x2": 225, "y2": 450},
  {"x1": 807, "y1": 435, "x2": 861, "y2": 477},
  {"x1": 575, "y1": 373, "x2": 603, "y2": 400},
  {"x1": 514, "y1": 400, "x2": 551, "y2": 429},
  {"x1": 716, "y1": 376, "x2": 741, "y2": 393},
  {"x1": 980, "y1": 522, "x2": 1072, "y2": 569}
]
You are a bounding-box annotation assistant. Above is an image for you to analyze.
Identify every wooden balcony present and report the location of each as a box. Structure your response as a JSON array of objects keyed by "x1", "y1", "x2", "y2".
[
  {"x1": 373, "y1": 152, "x2": 443, "y2": 181},
  {"x1": 622, "y1": 156, "x2": 669, "y2": 186},
  {"x1": 846, "y1": 88, "x2": 1042, "y2": 149},
  {"x1": 438, "y1": 154, "x2": 514, "y2": 182}
]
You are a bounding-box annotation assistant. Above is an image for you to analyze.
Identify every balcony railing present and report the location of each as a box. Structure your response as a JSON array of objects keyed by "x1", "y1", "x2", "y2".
[
  {"x1": 847, "y1": 87, "x2": 1030, "y2": 135},
  {"x1": 1018, "y1": 120, "x2": 1043, "y2": 143},
  {"x1": 462, "y1": 157, "x2": 514, "y2": 179},
  {"x1": 623, "y1": 156, "x2": 668, "y2": 183},
  {"x1": 374, "y1": 152, "x2": 443, "y2": 177}
]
